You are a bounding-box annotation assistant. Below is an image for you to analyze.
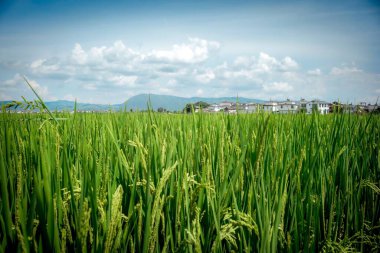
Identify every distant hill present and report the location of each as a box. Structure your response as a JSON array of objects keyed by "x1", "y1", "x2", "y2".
[
  {"x1": 1, "y1": 100, "x2": 121, "y2": 111},
  {"x1": 124, "y1": 94, "x2": 264, "y2": 111},
  {"x1": 0, "y1": 95, "x2": 264, "y2": 112},
  {"x1": 44, "y1": 101, "x2": 120, "y2": 111}
]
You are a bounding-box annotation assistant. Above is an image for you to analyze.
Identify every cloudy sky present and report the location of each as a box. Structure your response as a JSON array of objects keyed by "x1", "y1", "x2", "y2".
[{"x1": 0, "y1": 0, "x2": 379, "y2": 104}]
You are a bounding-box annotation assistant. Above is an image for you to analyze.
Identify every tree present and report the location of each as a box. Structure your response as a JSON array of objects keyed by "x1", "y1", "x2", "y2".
[
  {"x1": 183, "y1": 104, "x2": 194, "y2": 113},
  {"x1": 183, "y1": 101, "x2": 210, "y2": 113},
  {"x1": 157, "y1": 107, "x2": 167, "y2": 113},
  {"x1": 193, "y1": 101, "x2": 210, "y2": 109}
]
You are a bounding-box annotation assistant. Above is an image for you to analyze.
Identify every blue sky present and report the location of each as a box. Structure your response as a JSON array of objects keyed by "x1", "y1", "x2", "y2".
[{"x1": 0, "y1": 0, "x2": 379, "y2": 104}]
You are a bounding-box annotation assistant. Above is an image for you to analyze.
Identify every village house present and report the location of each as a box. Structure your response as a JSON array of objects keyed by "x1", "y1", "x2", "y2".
[
  {"x1": 205, "y1": 103, "x2": 222, "y2": 112},
  {"x1": 263, "y1": 101, "x2": 278, "y2": 113},
  {"x1": 219, "y1": 101, "x2": 233, "y2": 108},
  {"x1": 343, "y1": 104, "x2": 356, "y2": 114},
  {"x1": 277, "y1": 100, "x2": 298, "y2": 114},
  {"x1": 306, "y1": 100, "x2": 330, "y2": 114},
  {"x1": 244, "y1": 103, "x2": 260, "y2": 113},
  {"x1": 366, "y1": 104, "x2": 379, "y2": 113},
  {"x1": 198, "y1": 99, "x2": 380, "y2": 115},
  {"x1": 298, "y1": 99, "x2": 308, "y2": 113}
]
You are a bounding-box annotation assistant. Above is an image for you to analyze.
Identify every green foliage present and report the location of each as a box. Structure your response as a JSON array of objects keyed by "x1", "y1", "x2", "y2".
[
  {"x1": 0, "y1": 110, "x2": 379, "y2": 252},
  {"x1": 183, "y1": 101, "x2": 210, "y2": 113},
  {"x1": 157, "y1": 107, "x2": 167, "y2": 113},
  {"x1": 194, "y1": 101, "x2": 210, "y2": 108},
  {"x1": 3, "y1": 96, "x2": 45, "y2": 111},
  {"x1": 298, "y1": 107, "x2": 307, "y2": 114}
]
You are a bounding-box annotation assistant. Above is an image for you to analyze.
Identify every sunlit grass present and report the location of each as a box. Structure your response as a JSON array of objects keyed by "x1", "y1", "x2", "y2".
[{"x1": 0, "y1": 110, "x2": 379, "y2": 252}]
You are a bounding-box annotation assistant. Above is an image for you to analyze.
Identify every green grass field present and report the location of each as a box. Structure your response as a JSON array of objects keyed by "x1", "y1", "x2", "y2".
[{"x1": 0, "y1": 111, "x2": 379, "y2": 252}]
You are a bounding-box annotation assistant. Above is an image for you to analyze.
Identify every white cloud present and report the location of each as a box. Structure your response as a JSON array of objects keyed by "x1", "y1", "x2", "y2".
[
  {"x1": 307, "y1": 68, "x2": 322, "y2": 76},
  {"x1": 30, "y1": 59, "x2": 45, "y2": 69},
  {"x1": 158, "y1": 87, "x2": 174, "y2": 94},
  {"x1": 1, "y1": 74, "x2": 52, "y2": 100},
  {"x1": 251, "y1": 53, "x2": 298, "y2": 73},
  {"x1": 72, "y1": 43, "x2": 88, "y2": 65},
  {"x1": 331, "y1": 65, "x2": 362, "y2": 75},
  {"x1": 281, "y1": 57, "x2": 298, "y2": 71},
  {"x1": 167, "y1": 79, "x2": 177, "y2": 86},
  {"x1": 18, "y1": 38, "x2": 378, "y2": 104},
  {"x1": 29, "y1": 38, "x2": 220, "y2": 83},
  {"x1": 282, "y1": 71, "x2": 300, "y2": 81},
  {"x1": 91, "y1": 40, "x2": 141, "y2": 64},
  {"x1": 28, "y1": 79, "x2": 49, "y2": 97},
  {"x1": 221, "y1": 69, "x2": 259, "y2": 81},
  {"x1": 263, "y1": 82, "x2": 293, "y2": 92},
  {"x1": 83, "y1": 83, "x2": 97, "y2": 90},
  {"x1": 3, "y1": 73, "x2": 22, "y2": 86},
  {"x1": 149, "y1": 37, "x2": 220, "y2": 64},
  {"x1": 194, "y1": 69, "x2": 215, "y2": 83},
  {"x1": 233, "y1": 56, "x2": 253, "y2": 68},
  {"x1": 256, "y1": 52, "x2": 278, "y2": 73},
  {"x1": 3, "y1": 74, "x2": 47, "y2": 94},
  {"x1": 108, "y1": 75, "x2": 138, "y2": 87},
  {"x1": 216, "y1": 53, "x2": 298, "y2": 87},
  {"x1": 30, "y1": 59, "x2": 60, "y2": 74},
  {"x1": 63, "y1": 94, "x2": 76, "y2": 101}
]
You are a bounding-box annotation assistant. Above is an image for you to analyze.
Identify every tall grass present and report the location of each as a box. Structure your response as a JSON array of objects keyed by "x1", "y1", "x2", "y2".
[{"x1": 0, "y1": 110, "x2": 379, "y2": 252}]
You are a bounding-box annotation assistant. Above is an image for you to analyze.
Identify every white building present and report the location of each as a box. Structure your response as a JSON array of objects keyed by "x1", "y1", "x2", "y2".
[
  {"x1": 277, "y1": 101, "x2": 298, "y2": 114},
  {"x1": 298, "y1": 99, "x2": 308, "y2": 113},
  {"x1": 219, "y1": 101, "x2": 233, "y2": 108},
  {"x1": 206, "y1": 103, "x2": 221, "y2": 112},
  {"x1": 343, "y1": 104, "x2": 356, "y2": 114},
  {"x1": 263, "y1": 102, "x2": 278, "y2": 113},
  {"x1": 306, "y1": 100, "x2": 330, "y2": 114},
  {"x1": 244, "y1": 103, "x2": 260, "y2": 113},
  {"x1": 367, "y1": 104, "x2": 379, "y2": 112}
]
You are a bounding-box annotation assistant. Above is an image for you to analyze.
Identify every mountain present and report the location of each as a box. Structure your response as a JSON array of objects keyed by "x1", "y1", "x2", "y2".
[
  {"x1": 1, "y1": 100, "x2": 121, "y2": 111},
  {"x1": 1, "y1": 94, "x2": 264, "y2": 112},
  {"x1": 44, "y1": 101, "x2": 121, "y2": 111},
  {"x1": 124, "y1": 94, "x2": 264, "y2": 111}
]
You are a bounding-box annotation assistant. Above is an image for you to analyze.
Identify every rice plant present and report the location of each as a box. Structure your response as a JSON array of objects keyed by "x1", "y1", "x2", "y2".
[{"x1": 0, "y1": 106, "x2": 379, "y2": 252}]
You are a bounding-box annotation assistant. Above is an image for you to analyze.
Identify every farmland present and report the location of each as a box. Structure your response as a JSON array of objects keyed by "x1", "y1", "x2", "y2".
[{"x1": 0, "y1": 111, "x2": 379, "y2": 252}]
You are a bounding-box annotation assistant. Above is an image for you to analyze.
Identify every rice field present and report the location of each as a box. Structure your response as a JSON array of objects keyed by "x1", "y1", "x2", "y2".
[{"x1": 0, "y1": 110, "x2": 379, "y2": 252}]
